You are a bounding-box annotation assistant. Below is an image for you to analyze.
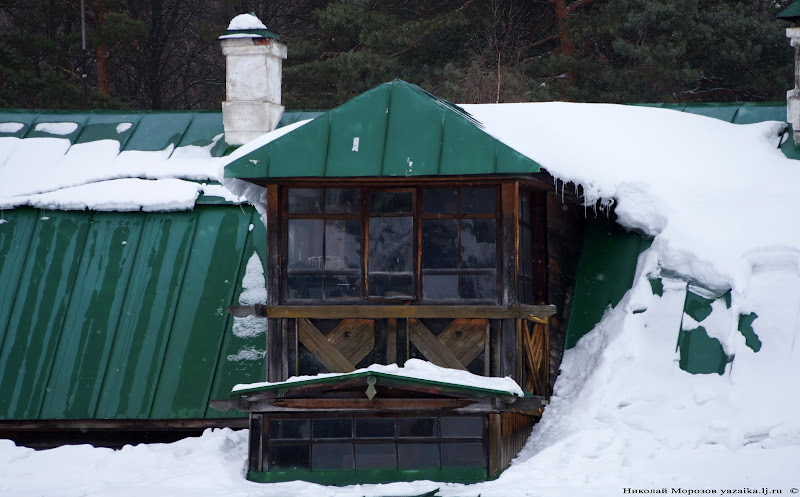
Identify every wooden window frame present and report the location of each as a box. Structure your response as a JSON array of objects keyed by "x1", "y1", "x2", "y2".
[
  {"x1": 419, "y1": 186, "x2": 501, "y2": 304},
  {"x1": 281, "y1": 183, "x2": 503, "y2": 305},
  {"x1": 261, "y1": 413, "x2": 488, "y2": 473}
]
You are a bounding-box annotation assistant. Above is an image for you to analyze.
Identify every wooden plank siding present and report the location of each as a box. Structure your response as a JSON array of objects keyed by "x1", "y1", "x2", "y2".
[{"x1": 545, "y1": 193, "x2": 586, "y2": 391}]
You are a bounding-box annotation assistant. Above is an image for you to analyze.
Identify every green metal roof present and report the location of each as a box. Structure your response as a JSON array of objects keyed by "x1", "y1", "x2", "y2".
[
  {"x1": 0, "y1": 109, "x2": 321, "y2": 155},
  {"x1": 778, "y1": 1, "x2": 800, "y2": 21},
  {"x1": 224, "y1": 80, "x2": 541, "y2": 180},
  {"x1": 232, "y1": 369, "x2": 519, "y2": 398},
  {"x1": 0, "y1": 205, "x2": 267, "y2": 420}
]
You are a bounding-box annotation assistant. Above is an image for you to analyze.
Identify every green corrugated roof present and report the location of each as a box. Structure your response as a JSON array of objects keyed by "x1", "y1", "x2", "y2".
[
  {"x1": 232, "y1": 369, "x2": 518, "y2": 398},
  {"x1": 0, "y1": 109, "x2": 320, "y2": 155},
  {"x1": 0, "y1": 205, "x2": 267, "y2": 420},
  {"x1": 223, "y1": 80, "x2": 541, "y2": 179}
]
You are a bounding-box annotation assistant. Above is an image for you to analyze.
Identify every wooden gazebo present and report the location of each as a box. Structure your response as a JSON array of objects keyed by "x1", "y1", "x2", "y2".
[{"x1": 215, "y1": 80, "x2": 586, "y2": 484}]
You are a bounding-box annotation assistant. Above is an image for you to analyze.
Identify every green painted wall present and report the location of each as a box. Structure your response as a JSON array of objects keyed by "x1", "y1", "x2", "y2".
[{"x1": 564, "y1": 220, "x2": 652, "y2": 349}]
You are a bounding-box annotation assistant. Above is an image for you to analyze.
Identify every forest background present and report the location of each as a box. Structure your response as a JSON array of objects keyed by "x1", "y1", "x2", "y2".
[{"x1": 0, "y1": 0, "x2": 796, "y2": 110}]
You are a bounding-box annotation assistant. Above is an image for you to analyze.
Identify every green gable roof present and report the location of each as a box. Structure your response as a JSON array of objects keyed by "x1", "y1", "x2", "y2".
[
  {"x1": 778, "y1": 1, "x2": 800, "y2": 21},
  {"x1": 224, "y1": 80, "x2": 541, "y2": 180}
]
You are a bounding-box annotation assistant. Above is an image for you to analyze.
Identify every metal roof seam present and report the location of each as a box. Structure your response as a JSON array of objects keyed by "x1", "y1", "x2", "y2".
[
  {"x1": 379, "y1": 81, "x2": 396, "y2": 177},
  {"x1": 201, "y1": 212, "x2": 257, "y2": 419},
  {"x1": 34, "y1": 210, "x2": 93, "y2": 419},
  {"x1": 145, "y1": 214, "x2": 201, "y2": 420},
  {"x1": 91, "y1": 212, "x2": 147, "y2": 419}
]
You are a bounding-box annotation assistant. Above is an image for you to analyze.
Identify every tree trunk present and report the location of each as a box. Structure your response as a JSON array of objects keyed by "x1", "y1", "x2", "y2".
[
  {"x1": 553, "y1": 0, "x2": 577, "y2": 85},
  {"x1": 94, "y1": 4, "x2": 110, "y2": 97}
]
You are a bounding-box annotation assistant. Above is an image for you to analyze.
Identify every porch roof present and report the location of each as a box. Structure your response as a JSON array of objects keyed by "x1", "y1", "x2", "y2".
[{"x1": 231, "y1": 360, "x2": 524, "y2": 398}]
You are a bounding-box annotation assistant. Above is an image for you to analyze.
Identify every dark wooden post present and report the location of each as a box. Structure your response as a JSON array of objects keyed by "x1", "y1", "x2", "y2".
[{"x1": 265, "y1": 185, "x2": 286, "y2": 381}]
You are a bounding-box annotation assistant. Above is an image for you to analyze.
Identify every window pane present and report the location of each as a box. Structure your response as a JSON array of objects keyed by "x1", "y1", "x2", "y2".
[
  {"x1": 461, "y1": 188, "x2": 495, "y2": 214},
  {"x1": 355, "y1": 444, "x2": 397, "y2": 469},
  {"x1": 369, "y1": 217, "x2": 413, "y2": 272},
  {"x1": 325, "y1": 220, "x2": 361, "y2": 269},
  {"x1": 520, "y1": 226, "x2": 532, "y2": 277},
  {"x1": 369, "y1": 274, "x2": 414, "y2": 298},
  {"x1": 422, "y1": 275, "x2": 458, "y2": 300},
  {"x1": 312, "y1": 444, "x2": 354, "y2": 470},
  {"x1": 519, "y1": 278, "x2": 534, "y2": 305},
  {"x1": 441, "y1": 443, "x2": 483, "y2": 468},
  {"x1": 459, "y1": 274, "x2": 496, "y2": 300},
  {"x1": 461, "y1": 219, "x2": 496, "y2": 269},
  {"x1": 398, "y1": 418, "x2": 437, "y2": 438},
  {"x1": 288, "y1": 188, "x2": 323, "y2": 214},
  {"x1": 423, "y1": 189, "x2": 457, "y2": 214},
  {"x1": 355, "y1": 418, "x2": 395, "y2": 438},
  {"x1": 326, "y1": 188, "x2": 360, "y2": 214},
  {"x1": 422, "y1": 219, "x2": 457, "y2": 269},
  {"x1": 268, "y1": 444, "x2": 310, "y2": 470},
  {"x1": 519, "y1": 191, "x2": 531, "y2": 222},
  {"x1": 288, "y1": 219, "x2": 323, "y2": 269},
  {"x1": 324, "y1": 275, "x2": 360, "y2": 299},
  {"x1": 313, "y1": 419, "x2": 352, "y2": 439},
  {"x1": 441, "y1": 417, "x2": 482, "y2": 438},
  {"x1": 399, "y1": 443, "x2": 440, "y2": 469},
  {"x1": 287, "y1": 275, "x2": 323, "y2": 299},
  {"x1": 370, "y1": 191, "x2": 413, "y2": 213},
  {"x1": 269, "y1": 419, "x2": 310, "y2": 439}
]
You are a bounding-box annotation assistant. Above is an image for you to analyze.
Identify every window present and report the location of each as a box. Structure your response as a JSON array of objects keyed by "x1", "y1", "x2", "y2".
[
  {"x1": 286, "y1": 188, "x2": 362, "y2": 300},
  {"x1": 284, "y1": 186, "x2": 499, "y2": 303},
  {"x1": 421, "y1": 188, "x2": 497, "y2": 301},
  {"x1": 368, "y1": 190, "x2": 414, "y2": 298},
  {"x1": 518, "y1": 190, "x2": 546, "y2": 304},
  {"x1": 263, "y1": 415, "x2": 485, "y2": 472}
]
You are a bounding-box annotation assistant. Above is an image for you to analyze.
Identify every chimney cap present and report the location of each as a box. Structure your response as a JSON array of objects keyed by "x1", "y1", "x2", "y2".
[
  {"x1": 778, "y1": 1, "x2": 800, "y2": 23},
  {"x1": 220, "y1": 12, "x2": 281, "y2": 41}
]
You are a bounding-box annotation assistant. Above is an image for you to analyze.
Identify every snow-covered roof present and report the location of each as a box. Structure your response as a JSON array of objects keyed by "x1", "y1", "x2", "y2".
[
  {"x1": 0, "y1": 112, "x2": 240, "y2": 211},
  {"x1": 462, "y1": 102, "x2": 797, "y2": 296},
  {"x1": 232, "y1": 358, "x2": 524, "y2": 397}
]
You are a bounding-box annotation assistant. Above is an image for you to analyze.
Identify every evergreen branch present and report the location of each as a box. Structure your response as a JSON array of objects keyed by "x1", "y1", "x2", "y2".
[
  {"x1": 388, "y1": 0, "x2": 477, "y2": 58},
  {"x1": 566, "y1": 0, "x2": 599, "y2": 14}
]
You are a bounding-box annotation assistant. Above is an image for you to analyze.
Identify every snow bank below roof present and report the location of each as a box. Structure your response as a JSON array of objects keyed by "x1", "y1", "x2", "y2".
[
  {"x1": 463, "y1": 102, "x2": 796, "y2": 295},
  {"x1": 233, "y1": 358, "x2": 524, "y2": 396},
  {"x1": 0, "y1": 133, "x2": 231, "y2": 212}
]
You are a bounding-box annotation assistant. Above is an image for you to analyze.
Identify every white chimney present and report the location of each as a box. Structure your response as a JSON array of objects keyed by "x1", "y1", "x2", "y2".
[
  {"x1": 220, "y1": 13, "x2": 287, "y2": 145},
  {"x1": 786, "y1": 27, "x2": 800, "y2": 144}
]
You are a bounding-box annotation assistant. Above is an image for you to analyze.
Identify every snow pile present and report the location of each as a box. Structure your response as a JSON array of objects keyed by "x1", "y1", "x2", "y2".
[
  {"x1": 0, "y1": 429, "x2": 444, "y2": 497},
  {"x1": 0, "y1": 132, "x2": 229, "y2": 211},
  {"x1": 34, "y1": 122, "x2": 78, "y2": 135},
  {"x1": 228, "y1": 253, "x2": 267, "y2": 362},
  {"x1": 227, "y1": 13, "x2": 268, "y2": 31},
  {"x1": 464, "y1": 102, "x2": 797, "y2": 294},
  {"x1": 233, "y1": 358, "x2": 524, "y2": 396}
]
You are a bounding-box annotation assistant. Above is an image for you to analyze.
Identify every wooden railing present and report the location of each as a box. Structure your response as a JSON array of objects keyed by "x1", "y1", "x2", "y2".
[
  {"x1": 228, "y1": 303, "x2": 556, "y2": 320},
  {"x1": 227, "y1": 304, "x2": 555, "y2": 398}
]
